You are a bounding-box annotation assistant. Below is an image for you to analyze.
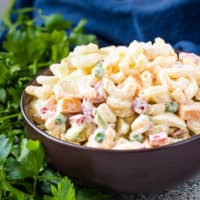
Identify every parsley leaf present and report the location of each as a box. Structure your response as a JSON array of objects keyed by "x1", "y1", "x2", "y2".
[
  {"x1": 0, "y1": 135, "x2": 12, "y2": 163},
  {"x1": 44, "y1": 14, "x2": 71, "y2": 32},
  {"x1": 6, "y1": 139, "x2": 44, "y2": 179},
  {"x1": 49, "y1": 177, "x2": 76, "y2": 200},
  {"x1": 0, "y1": 1, "x2": 110, "y2": 200}
]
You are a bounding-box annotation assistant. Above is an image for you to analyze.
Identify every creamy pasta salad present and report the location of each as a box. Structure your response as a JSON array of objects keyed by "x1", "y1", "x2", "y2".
[{"x1": 26, "y1": 38, "x2": 200, "y2": 150}]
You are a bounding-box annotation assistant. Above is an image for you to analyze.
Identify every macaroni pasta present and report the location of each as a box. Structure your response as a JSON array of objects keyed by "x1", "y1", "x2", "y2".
[{"x1": 26, "y1": 38, "x2": 200, "y2": 150}]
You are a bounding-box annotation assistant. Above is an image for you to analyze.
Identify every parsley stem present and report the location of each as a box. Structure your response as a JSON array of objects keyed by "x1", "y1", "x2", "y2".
[
  {"x1": 37, "y1": 175, "x2": 62, "y2": 181},
  {"x1": 33, "y1": 176, "x2": 37, "y2": 197},
  {"x1": 0, "y1": 113, "x2": 20, "y2": 121}
]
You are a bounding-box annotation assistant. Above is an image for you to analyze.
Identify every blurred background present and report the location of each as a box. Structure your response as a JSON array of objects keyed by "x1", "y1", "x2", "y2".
[{"x1": 0, "y1": 0, "x2": 9, "y2": 18}]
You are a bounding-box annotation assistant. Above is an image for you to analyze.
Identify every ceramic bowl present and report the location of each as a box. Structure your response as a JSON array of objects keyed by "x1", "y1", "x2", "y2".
[{"x1": 20, "y1": 69, "x2": 200, "y2": 193}]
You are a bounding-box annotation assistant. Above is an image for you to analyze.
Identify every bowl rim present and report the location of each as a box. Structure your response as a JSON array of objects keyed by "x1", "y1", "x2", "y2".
[
  {"x1": 20, "y1": 68, "x2": 200, "y2": 153},
  {"x1": 20, "y1": 90, "x2": 200, "y2": 154}
]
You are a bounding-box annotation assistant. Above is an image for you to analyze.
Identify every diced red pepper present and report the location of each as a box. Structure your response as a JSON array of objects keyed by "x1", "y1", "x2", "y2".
[
  {"x1": 69, "y1": 114, "x2": 87, "y2": 126},
  {"x1": 149, "y1": 132, "x2": 168, "y2": 146},
  {"x1": 82, "y1": 97, "x2": 94, "y2": 117},
  {"x1": 91, "y1": 82, "x2": 107, "y2": 104},
  {"x1": 132, "y1": 97, "x2": 149, "y2": 114},
  {"x1": 41, "y1": 107, "x2": 48, "y2": 114},
  {"x1": 40, "y1": 96, "x2": 57, "y2": 119}
]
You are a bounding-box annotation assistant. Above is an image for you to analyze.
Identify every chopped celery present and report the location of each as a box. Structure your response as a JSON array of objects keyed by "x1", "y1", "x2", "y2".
[
  {"x1": 54, "y1": 114, "x2": 66, "y2": 125},
  {"x1": 166, "y1": 102, "x2": 178, "y2": 113},
  {"x1": 129, "y1": 132, "x2": 144, "y2": 142}
]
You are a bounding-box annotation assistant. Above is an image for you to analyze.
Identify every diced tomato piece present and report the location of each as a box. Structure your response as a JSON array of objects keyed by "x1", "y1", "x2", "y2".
[
  {"x1": 57, "y1": 98, "x2": 81, "y2": 114},
  {"x1": 149, "y1": 132, "x2": 168, "y2": 146},
  {"x1": 179, "y1": 103, "x2": 200, "y2": 121}
]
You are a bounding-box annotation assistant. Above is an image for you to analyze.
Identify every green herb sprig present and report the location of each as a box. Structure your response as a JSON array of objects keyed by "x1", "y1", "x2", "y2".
[{"x1": 0, "y1": 1, "x2": 109, "y2": 199}]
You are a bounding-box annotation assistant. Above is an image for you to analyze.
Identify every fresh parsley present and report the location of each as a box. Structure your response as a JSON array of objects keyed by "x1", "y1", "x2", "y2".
[{"x1": 0, "y1": 1, "x2": 110, "y2": 200}]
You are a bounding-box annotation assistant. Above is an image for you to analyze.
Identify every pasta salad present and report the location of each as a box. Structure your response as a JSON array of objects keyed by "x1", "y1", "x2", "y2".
[{"x1": 26, "y1": 38, "x2": 200, "y2": 150}]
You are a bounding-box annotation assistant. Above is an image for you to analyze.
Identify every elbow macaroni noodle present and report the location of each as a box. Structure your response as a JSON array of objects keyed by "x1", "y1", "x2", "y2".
[{"x1": 25, "y1": 38, "x2": 200, "y2": 150}]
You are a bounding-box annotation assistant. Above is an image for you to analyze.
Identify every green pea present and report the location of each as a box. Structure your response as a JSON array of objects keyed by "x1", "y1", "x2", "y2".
[
  {"x1": 92, "y1": 62, "x2": 104, "y2": 78},
  {"x1": 94, "y1": 131, "x2": 105, "y2": 143},
  {"x1": 54, "y1": 114, "x2": 66, "y2": 125},
  {"x1": 129, "y1": 132, "x2": 144, "y2": 142},
  {"x1": 166, "y1": 102, "x2": 178, "y2": 113}
]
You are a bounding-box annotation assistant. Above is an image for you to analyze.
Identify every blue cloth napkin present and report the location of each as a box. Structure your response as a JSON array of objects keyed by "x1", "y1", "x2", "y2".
[{"x1": 14, "y1": 0, "x2": 200, "y2": 54}]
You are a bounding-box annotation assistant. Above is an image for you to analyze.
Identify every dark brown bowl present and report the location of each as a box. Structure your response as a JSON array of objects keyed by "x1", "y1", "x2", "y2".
[{"x1": 20, "y1": 69, "x2": 200, "y2": 193}]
